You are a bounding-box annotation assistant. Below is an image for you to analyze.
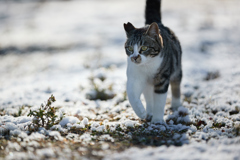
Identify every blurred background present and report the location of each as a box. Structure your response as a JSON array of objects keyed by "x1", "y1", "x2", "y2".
[{"x1": 0, "y1": 0, "x2": 240, "y2": 111}]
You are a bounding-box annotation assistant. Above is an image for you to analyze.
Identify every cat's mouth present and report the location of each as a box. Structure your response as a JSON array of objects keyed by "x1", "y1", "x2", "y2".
[{"x1": 131, "y1": 55, "x2": 141, "y2": 64}]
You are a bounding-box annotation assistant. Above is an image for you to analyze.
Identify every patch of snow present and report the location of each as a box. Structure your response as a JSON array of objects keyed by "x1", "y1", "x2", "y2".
[
  {"x1": 5, "y1": 122, "x2": 18, "y2": 131},
  {"x1": 59, "y1": 116, "x2": 80, "y2": 126},
  {"x1": 36, "y1": 148, "x2": 56, "y2": 158},
  {"x1": 80, "y1": 133, "x2": 92, "y2": 142},
  {"x1": 99, "y1": 134, "x2": 114, "y2": 142},
  {"x1": 48, "y1": 131, "x2": 63, "y2": 141},
  {"x1": 82, "y1": 117, "x2": 89, "y2": 126},
  {"x1": 27, "y1": 132, "x2": 45, "y2": 141},
  {"x1": 123, "y1": 120, "x2": 135, "y2": 128}
]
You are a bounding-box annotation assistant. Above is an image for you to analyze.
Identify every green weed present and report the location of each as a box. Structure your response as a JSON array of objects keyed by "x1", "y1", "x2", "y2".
[{"x1": 27, "y1": 95, "x2": 65, "y2": 131}]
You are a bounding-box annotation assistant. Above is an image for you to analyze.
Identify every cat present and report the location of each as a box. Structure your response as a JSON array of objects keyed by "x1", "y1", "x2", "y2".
[{"x1": 123, "y1": 0, "x2": 182, "y2": 124}]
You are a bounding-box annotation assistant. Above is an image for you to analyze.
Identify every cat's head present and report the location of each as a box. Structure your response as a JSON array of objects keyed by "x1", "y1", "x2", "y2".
[{"x1": 123, "y1": 22, "x2": 163, "y2": 65}]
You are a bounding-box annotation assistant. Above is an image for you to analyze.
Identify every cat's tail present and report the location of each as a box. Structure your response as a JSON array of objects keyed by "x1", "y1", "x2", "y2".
[{"x1": 145, "y1": 0, "x2": 162, "y2": 25}]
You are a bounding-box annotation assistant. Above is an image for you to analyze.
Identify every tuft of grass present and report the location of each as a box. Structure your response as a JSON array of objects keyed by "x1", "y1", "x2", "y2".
[
  {"x1": 86, "y1": 77, "x2": 115, "y2": 101},
  {"x1": 212, "y1": 122, "x2": 225, "y2": 128},
  {"x1": 13, "y1": 106, "x2": 25, "y2": 117},
  {"x1": 0, "y1": 108, "x2": 5, "y2": 116},
  {"x1": 195, "y1": 120, "x2": 207, "y2": 129},
  {"x1": 27, "y1": 95, "x2": 65, "y2": 132},
  {"x1": 233, "y1": 123, "x2": 240, "y2": 136},
  {"x1": 204, "y1": 70, "x2": 220, "y2": 81},
  {"x1": 0, "y1": 139, "x2": 8, "y2": 158}
]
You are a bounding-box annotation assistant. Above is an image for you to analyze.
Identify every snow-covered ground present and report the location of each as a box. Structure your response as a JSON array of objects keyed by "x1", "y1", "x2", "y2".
[{"x1": 1, "y1": 0, "x2": 240, "y2": 159}]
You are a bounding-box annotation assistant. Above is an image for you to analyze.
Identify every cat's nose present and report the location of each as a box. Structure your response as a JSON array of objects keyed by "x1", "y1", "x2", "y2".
[{"x1": 131, "y1": 55, "x2": 140, "y2": 62}]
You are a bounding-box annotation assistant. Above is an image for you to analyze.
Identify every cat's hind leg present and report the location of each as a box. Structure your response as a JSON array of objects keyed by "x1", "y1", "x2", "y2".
[
  {"x1": 127, "y1": 78, "x2": 146, "y2": 119},
  {"x1": 143, "y1": 83, "x2": 154, "y2": 121},
  {"x1": 170, "y1": 70, "x2": 182, "y2": 110}
]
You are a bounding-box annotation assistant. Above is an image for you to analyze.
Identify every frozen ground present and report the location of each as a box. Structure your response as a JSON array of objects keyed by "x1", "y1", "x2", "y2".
[{"x1": 0, "y1": 0, "x2": 240, "y2": 159}]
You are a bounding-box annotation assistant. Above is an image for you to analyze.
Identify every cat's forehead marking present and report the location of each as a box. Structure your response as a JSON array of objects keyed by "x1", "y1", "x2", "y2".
[
  {"x1": 131, "y1": 44, "x2": 139, "y2": 57},
  {"x1": 129, "y1": 36, "x2": 142, "y2": 45},
  {"x1": 134, "y1": 44, "x2": 139, "y2": 52},
  {"x1": 127, "y1": 28, "x2": 148, "y2": 45}
]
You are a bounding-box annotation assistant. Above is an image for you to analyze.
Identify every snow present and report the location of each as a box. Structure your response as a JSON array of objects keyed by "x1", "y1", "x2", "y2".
[
  {"x1": 82, "y1": 117, "x2": 89, "y2": 126},
  {"x1": 48, "y1": 131, "x2": 63, "y2": 141},
  {"x1": 5, "y1": 122, "x2": 18, "y2": 131},
  {"x1": 99, "y1": 134, "x2": 114, "y2": 142},
  {"x1": 123, "y1": 120, "x2": 135, "y2": 128},
  {"x1": 96, "y1": 125, "x2": 105, "y2": 132},
  {"x1": 0, "y1": 0, "x2": 240, "y2": 159},
  {"x1": 27, "y1": 132, "x2": 45, "y2": 141},
  {"x1": 7, "y1": 142, "x2": 21, "y2": 151},
  {"x1": 80, "y1": 133, "x2": 92, "y2": 142},
  {"x1": 59, "y1": 116, "x2": 80, "y2": 126},
  {"x1": 36, "y1": 148, "x2": 56, "y2": 159},
  {"x1": 106, "y1": 137, "x2": 240, "y2": 160}
]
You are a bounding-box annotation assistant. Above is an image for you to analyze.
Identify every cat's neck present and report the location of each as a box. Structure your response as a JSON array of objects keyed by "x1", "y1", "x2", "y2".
[{"x1": 127, "y1": 54, "x2": 163, "y2": 82}]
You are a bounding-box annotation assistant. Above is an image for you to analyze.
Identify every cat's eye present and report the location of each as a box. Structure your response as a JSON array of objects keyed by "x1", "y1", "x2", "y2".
[
  {"x1": 141, "y1": 46, "x2": 148, "y2": 51},
  {"x1": 128, "y1": 46, "x2": 133, "y2": 52}
]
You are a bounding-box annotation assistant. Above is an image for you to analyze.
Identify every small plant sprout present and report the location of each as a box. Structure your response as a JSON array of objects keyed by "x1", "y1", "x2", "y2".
[
  {"x1": 27, "y1": 95, "x2": 65, "y2": 131},
  {"x1": 86, "y1": 76, "x2": 115, "y2": 101}
]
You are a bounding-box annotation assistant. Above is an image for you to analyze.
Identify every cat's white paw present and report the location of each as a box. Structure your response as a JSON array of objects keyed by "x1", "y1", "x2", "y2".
[
  {"x1": 132, "y1": 104, "x2": 146, "y2": 119},
  {"x1": 131, "y1": 101, "x2": 146, "y2": 119},
  {"x1": 136, "y1": 111, "x2": 146, "y2": 120}
]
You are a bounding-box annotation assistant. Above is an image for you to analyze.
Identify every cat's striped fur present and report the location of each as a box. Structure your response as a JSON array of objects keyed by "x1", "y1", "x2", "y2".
[{"x1": 124, "y1": 0, "x2": 182, "y2": 123}]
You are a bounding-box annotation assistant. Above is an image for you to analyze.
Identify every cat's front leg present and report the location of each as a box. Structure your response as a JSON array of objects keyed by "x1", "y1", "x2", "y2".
[
  {"x1": 151, "y1": 92, "x2": 167, "y2": 124},
  {"x1": 143, "y1": 84, "x2": 154, "y2": 121},
  {"x1": 127, "y1": 78, "x2": 146, "y2": 119},
  {"x1": 151, "y1": 79, "x2": 169, "y2": 124}
]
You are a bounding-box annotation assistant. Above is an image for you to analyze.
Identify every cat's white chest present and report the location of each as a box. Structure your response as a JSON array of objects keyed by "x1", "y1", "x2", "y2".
[{"x1": 127, "y1": 55, "x2": 163, "y2": 84}]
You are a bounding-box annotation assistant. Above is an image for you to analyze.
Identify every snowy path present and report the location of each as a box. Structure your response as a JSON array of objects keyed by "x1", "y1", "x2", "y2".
[{"x1": 0, "y1": 0, "x2": 240, "y2": 159}]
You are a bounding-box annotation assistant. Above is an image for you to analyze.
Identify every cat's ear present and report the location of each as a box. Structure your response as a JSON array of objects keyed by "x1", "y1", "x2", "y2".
[
  {"x1": 146, "y1": 22, "x2": 164, "y2": 48},
  {"x1": 146, "y1": 22, "x2": 160, "y2": 37},
  {"x1": 124, "y1": 22, "x2": 135, "y2": 36}
]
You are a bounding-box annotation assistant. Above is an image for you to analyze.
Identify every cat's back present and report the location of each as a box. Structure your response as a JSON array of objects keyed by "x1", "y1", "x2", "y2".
[{"x1": 159, "y1": 24, "x2": 180, "y2": 45}]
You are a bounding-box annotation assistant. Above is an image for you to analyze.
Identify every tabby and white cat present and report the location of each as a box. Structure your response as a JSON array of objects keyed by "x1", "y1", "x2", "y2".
[{"x1": 124, "y1": 0, "x2": 182, "y2": 124}]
